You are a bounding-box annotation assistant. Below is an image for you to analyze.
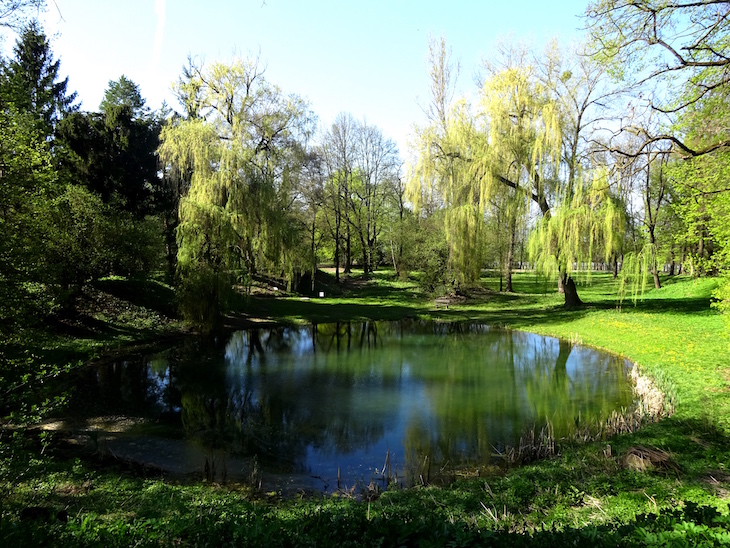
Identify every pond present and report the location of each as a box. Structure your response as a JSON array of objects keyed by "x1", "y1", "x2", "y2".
[{"x1": 65, "y1": 320, "x2": 635, "y2": 492}]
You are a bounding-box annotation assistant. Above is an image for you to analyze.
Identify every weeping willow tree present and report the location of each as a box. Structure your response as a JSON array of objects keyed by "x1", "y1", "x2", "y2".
[
  {"x1": 475, "y1": 60, "x2": 631, "y2": 307},
  {"x1": 474, "y1": 65, "x2": 562, "y2": 216},
  {"x1": 408, "y1": 37, "x2": 486, "y2": 285},
  {"x1": 472, "y1": 65, "x2": 562, "y2": 292},
  {"x1": 158, "y1": 56, "x2": 314, "y2": 330},
  {"x1": 409, "y1": 99, "x2": 486, "y2": 285},
  {"x1": 409, "y1": 39, "x2": 569, "y2": 289},
  {"x1": 529, "y1": 167, "x2": 626, "y2": 306}
]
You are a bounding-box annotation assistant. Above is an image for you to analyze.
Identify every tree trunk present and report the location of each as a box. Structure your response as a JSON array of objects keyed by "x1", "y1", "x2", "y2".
[
  {"x1": 557, "y1": 266, "x2": 565, "y2": 294},
  {"x1": 677, "y1": 247, "x2": 684, "y2": 275},
  {"x1": 648, "y1": 228, "x2": 661, "y2": 289},
  {"x1": 344, "y1": 226, "x2": 352, "y2": 274},
  {"x1": 505, "y1": 216, "x2": 516, "y2": 292},
  {"x1": 334, "y1": 222, "x2": 340, "y2": 284},
  {"x1": 311, "y1": 218, "x2": 317, "y2": 292},
  {"x1": 390, "y1": 239, "x2": 399, "y2": 277},
  {"x1": 562, "y1": 274, "x2": 582, "y2": 308}
]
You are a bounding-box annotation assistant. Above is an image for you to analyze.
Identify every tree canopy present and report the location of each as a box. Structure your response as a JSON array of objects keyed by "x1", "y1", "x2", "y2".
[
  {"x1": 0, "y1": 20, "x2": 76, "y2": 136},
  {"x1": 1, "y1": 6, "x2": 729, "y2": 330},
  {"x1": 159, "y1": 55, "x2": 315, "y2": 330}
]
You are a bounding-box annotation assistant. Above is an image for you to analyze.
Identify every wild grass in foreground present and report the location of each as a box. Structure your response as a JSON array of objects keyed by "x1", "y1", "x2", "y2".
[{"x1": 2, "y1": 270, "x2": 730, "y2": 546}]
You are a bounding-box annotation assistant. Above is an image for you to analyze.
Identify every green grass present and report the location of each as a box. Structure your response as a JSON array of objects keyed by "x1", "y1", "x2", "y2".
[
  {"x1": 9, "y1": 277, "x2": 186, "y2": 365},
  {"x1": 2, "y1": 270, "x2": 730, "y2": 546}
]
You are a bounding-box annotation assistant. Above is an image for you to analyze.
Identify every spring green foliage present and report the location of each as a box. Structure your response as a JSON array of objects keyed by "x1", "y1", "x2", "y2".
[
  {"x1": 474, "y1": 65, "x2": 562, "y2": 214},
  {"x1": 529, "y1": 168, "x2": 625, "y2": 284},
  {"x1": 409, "y1": 40, "x2": 565, "y2": 286},
  {"x1": 670, "y1": 151, "x2": 730, "y2": 320},
  {"x1": 584, "y1": 0, "x2": 730, "y2": 321},
  {"x1": 158, "y1": 56, "x2": 315, "y2": 330},
  {"x1": 318, "y1": 113, "x2": 400, "y2": 280},
  {"x1": 666, "y1": 79, "x2": 730, "y2": 277},
  {"x1": 0, "y1": 108, "x2": 57, "y2": 325},
  {"x1": 666, "y1": 70, "x2": 730, "y2": 321},
  {"x1": 408, "y1": 38, "x2": 484, "y2": 284},
  {"x1": 585, "y1": 0, "x2": 730, "y2": 112}
]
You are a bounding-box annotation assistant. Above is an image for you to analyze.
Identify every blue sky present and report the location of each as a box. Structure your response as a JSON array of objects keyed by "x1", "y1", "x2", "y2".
[{"x1": 22, "y1": 0, "x2": 589, "y2": 154}]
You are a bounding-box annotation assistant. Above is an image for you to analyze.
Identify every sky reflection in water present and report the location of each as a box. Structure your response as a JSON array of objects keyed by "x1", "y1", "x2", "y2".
[{"x1": 80, "y1": 321, "x2": 634, "y2": 489}]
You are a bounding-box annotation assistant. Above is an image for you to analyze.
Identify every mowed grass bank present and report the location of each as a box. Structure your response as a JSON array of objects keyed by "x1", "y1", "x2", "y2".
[
  {"x1": 245, "y1": 270, "x2": 729, "y2": 430},
  {"x1": 2, "y1": 271, "x2": 730, "y2": 546}
]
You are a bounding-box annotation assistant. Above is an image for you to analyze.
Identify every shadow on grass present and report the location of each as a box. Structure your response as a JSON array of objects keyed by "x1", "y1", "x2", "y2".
[
  {"x1": 239, "y1": 295, "x2": 426, "y2": 324},
  {"x1": 433, "y1": 301, "x2": 594, "y2": 328},
  {"x1": 52, "y1": 314, "x2": 146, "y2": 339},
  {"x1": 93, "y1": 278, "x2": 177, "y2": 318},
  {"x1": 621, "y1": 296, "x2": 714, "y2": 314}
]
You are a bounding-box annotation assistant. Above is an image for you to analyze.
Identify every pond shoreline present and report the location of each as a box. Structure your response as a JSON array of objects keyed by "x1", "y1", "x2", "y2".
[{"x1": 32, "y1": 318, "x2": 668, "y2": 497}]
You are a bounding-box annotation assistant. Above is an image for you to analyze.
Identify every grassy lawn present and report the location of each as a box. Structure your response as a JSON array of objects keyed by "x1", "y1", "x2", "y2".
[{"x1": 2, "y1": 270, "x2": 730, "y2": 546}]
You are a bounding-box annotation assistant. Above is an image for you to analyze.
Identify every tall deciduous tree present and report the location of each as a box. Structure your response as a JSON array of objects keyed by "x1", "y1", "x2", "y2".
[
  {"x1": 409, "y1": 36, "x2": 486, "y2": 286},
  {"x1": 474, "y1": 56, "x2": 562, "y2": 294},
  {"x1": 353, "y1": 122, "x2": 397, "y2": 275},
  {"x1": 411, "y1": 37, "x2": 630, "y2": 306},
  {"x1": 321, "y1": 113, "x2": 357, "y2": 282},
  {"x1": 297, "y1": 147, "x2": 326, "y2": 292},
  {"x1": 586, "y1": 0, "x2": 730, "y2": 118},
  {"x1": 585, "y1": 0, "x2": 730, "y2": 316},
  {"x1": 159, "y1": 55, "x2": 314, "y2": 330}
]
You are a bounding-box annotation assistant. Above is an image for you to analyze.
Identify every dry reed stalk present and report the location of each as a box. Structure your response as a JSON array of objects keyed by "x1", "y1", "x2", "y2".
[
  {"x1": 624, "y1": 445, "x2": 679, "y2": 474},
  {"x1": 505, "y1": 422, "x2": 556, "y2": 465},
  {"x1": 631, "y1": 366, "x2": 674, "y2": 419}
]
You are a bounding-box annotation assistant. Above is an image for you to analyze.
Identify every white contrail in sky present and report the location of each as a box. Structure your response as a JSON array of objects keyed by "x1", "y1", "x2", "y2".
[{"x1": 150, "y1": 0, "x2": 166, "y2": 72}]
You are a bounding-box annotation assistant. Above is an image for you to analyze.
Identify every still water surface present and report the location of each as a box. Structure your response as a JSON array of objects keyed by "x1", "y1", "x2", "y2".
[{"x1": 70, "y1": 321, "x2": 635, "y2": 490}]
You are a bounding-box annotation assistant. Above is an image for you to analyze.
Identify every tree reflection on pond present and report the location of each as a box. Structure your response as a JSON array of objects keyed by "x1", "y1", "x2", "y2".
[{"x1": 69, "y1": 321, "x2": 634, "y2": 489}]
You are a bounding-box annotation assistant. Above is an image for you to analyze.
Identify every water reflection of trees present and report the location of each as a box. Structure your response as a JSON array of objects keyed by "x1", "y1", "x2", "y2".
[
  {"x1": 220, "y1": 323, "x2": 390, "y2": 472},
  {"x1": 68, "y1": 321, "x2": 634, "y2": 483},
  {"x1": 401, "y1": 329, "x2": 634, "y2": 478}
]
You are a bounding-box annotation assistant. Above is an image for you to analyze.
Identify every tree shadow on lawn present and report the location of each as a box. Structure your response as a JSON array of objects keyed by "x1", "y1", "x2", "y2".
[
  {"x1": 51, "y1": 314, "x2": 147, "y2": 339},
  {"x1": 240, "y1": 291, "x2": 593, "y2": 329},
  {"x1": 239, "y1": 295, "x2": 426, "y2": 325},
  {"x1": 93, "y1": 278, "x2": 177, "y2": 318},
  {"x1": 620, "y1": 296, "x2": 715, "y2": 315},
  {"x1": 433, "y1": 302, "x2": 594, "y2": 328}
]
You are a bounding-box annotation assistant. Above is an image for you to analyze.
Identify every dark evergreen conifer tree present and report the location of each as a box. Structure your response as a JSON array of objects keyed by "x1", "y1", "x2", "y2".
[{"x1": 0, "y1": 20, "x2": 77, "y2": 137}]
